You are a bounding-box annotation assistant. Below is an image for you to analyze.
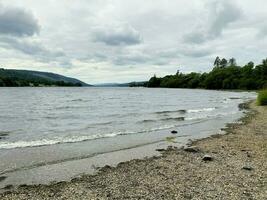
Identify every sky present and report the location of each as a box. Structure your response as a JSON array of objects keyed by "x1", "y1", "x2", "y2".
[{"x1": 0, "y1": 0, "x2": 267, "y2": 84}]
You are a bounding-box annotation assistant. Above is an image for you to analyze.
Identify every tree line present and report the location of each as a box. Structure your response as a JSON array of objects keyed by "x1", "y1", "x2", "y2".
[{"x1": 145, "y1": 57, "x2": 267, "y2": 90}]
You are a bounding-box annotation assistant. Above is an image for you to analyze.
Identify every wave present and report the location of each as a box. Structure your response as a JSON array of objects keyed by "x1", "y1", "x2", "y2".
[
  {"x1": 0, "y1": 123, "x2": 190, "y2": 150},
  {"x1": 155, "y1": 107, "x2": 216, "y2": 115},
  {"x1": 185, "y1": 111, "x2": 238, "y2": 121},
  {"x1": 49, "y1": 105, "x2": 91, "y2": 110},
  {"x1": 187, "y1": 107, "x2": 216, "y2": 113},
  {"x1": 0, "y1": 110, "x2": 236, "y2": 150},
  {"x1": 88, "y1": 121, "x2": 114, "y2": 127},
  {"x1": 162, "y1": 117, "x2": 185, "y2": 121},
  {"x1": 0, "y1": 132, "x2": 126, "y2": 150},
  {"x1": 155, "y1": 109, "x2": 187, "y2": 114},
  {"x1": 70, "y1": 99, "x2": 83, "y2": 102},
  {"x1": 139, "y1": 116, "x2": 185, "y2": 124},
  {"x1": 0, "y1": 131, "x2": 11, "y2": 137},
  {"x1": 140, "y1": 119, "x2": 157, "y2": 123}
]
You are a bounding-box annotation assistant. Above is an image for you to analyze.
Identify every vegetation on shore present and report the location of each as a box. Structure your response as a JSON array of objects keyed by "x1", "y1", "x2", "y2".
[
  {"x1": 257, "y1": 90, "x2": 267, "y2": 106},
  {"x1": 0, "y1": 69, "x2": 88, "y2": 87},
  {"x1": 145, "y1": 57, "x2": 267, "y2": 90}
]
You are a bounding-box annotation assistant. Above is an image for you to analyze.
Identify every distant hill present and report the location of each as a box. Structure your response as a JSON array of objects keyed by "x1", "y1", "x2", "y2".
[
  {"x1": 94, "y1": 83, "x2": 130, "y2": 87},
  {"x1": 95, "y1": 81, "x2": 146, "y2": 87},
  {"x1": 0, "y1": 68, "x2": 90, "y2": 87}
]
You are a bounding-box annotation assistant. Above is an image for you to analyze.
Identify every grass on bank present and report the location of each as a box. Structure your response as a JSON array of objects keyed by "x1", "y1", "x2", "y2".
[{"x1": 257, "y1": 90, "x2": 267, "y2": 106}]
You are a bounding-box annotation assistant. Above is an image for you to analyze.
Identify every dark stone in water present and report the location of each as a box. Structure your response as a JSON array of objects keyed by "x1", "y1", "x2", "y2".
[
  {"x1": 202, "y1": 155, "x2": 213, "y2": 161},
  {"x1": 0, "y1": 176, "x2": 7, "y2": 182},
  {"x1": 171, "y1": 130, "x2": 178, "y2": 134}
]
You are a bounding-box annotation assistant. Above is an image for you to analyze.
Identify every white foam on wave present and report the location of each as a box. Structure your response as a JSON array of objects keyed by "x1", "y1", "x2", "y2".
[
  {"x1": 0, "y1": 123, "x2": 187, "y2": 150},
  {"x1": 1, "y1": 109, "x2": 237, "y2": 150},
  {"x1": 0, "y1": 133, "x2": 122, "y2": 150},
  {"x1": 185, "y1": 111, "x2": 238, "y2": 121},
  {"x1": 187, "y1": 107, "x2": 216, "y2": 113}
]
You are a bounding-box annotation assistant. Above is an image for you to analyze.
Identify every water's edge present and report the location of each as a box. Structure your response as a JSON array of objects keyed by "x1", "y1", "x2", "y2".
[{"x1": 0, "y1": 99, "x2": 256, "y2": 193}]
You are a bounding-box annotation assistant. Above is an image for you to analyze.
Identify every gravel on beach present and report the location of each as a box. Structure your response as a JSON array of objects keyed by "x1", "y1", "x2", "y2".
[{"x1": 1, "y1": 102, "x2": 266, "y2": 200}]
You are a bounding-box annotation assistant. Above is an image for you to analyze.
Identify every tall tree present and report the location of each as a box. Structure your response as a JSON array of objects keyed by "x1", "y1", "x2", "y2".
[
  {"x1": 214, "y1": 56, "x2": 221, "y2": 67},
  {"x1": 220, "y1": 58, "x2": 228, "y2": 68},
  {"x1": 228, "y1": 58, "x2": 236, "y2": 66}
]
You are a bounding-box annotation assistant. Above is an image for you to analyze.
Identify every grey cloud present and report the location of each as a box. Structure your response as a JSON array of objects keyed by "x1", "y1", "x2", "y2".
[
  {"x1": 1, "y1": 0, "x2": 266, "y2": 84},
  {"x1": 111, "y1": 48, "x2": 176, "y2": 66},
  {"x1": 184, "y1": 1, "x2": 242, "y2": 44},
  {"x1": 181, "y1": 48, "x2": 212, "y2": 58},
  {"x1": 93, "y1": 25, "x2": 142, "y2": 46},
  {"x1": 208, "y1": 1, "x2": 242, "y2": 38},
  {"x1": 0, "y1": 5, "x2": 40, "y2": 37},
  {"x1": 0, "y1": 37, "x2": 65, "y2": 62},
  {"x1": 183, "y1": 32, "x2": 206, "y2": 44},
  {"x1": 113, "y1": 54, "x2": 148, "y2": 65},
  {"x1": 257, "y1": 25, "x2": 267, "y2": 38}
]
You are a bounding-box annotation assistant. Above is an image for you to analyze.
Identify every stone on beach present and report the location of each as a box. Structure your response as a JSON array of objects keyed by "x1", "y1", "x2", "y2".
[
  {"x1": 156, "y1": 148, "x2": 165, "y2": 152},
  {"x1": 202, "y1": 154, "x2": 213, "y2": 161},
  {"x1": 242, "y1": 165, "x2": 253, "y2": 171},
  {"x1": 184, "y1": 146, "x2": 200, "y2": 153}
]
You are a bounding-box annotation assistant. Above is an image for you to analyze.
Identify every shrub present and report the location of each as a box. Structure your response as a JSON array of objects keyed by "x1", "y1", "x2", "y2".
[{"x1": 257, "y1": 90, "x2": 267, "y2": 106}]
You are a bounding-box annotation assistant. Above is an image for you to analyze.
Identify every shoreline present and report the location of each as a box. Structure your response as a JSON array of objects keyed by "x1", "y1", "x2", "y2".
[{"x1": 1, "y1": 100, "x2": 266, "y2": 199}]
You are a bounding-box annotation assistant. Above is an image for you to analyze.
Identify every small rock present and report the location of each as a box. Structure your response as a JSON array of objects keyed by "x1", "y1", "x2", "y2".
[
  {"x1": 241, "y1": 149, "x2": 250, "y2": 152},
  {"x1": 202, "y1": 155, "x2": 213, "y2": 161},
  {"x1": 100, "y1": 165, "x2": 112, "y2": 172},
  {"x1": 156, "y1": 148, "x2": 165, "y2": 152},
  {"x1": 242, "y1": 166, "x2": 253, "y2": 171},
  {"x1": 171, "y1": 130, "x2": 178, "y2": 134},
  {"x1": 184, "y1": 146, "x2": 200, "y2": 153},
  {"x1": 18, "y1": 184, "x2": 28, "y2": 188}
]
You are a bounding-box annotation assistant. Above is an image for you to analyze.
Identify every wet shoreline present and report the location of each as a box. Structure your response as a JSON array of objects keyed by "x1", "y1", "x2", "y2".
[{"x1": 1, "y1": 101, "x2": 266, "y2": 199}]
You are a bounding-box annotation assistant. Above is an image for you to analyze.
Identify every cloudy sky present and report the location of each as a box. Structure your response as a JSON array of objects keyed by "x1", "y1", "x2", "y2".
[{"x1": 0, "y1": 0, "x2": 267, "y2": 84}]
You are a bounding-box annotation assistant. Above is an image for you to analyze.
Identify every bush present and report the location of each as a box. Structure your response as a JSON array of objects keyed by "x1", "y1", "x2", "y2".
[{"x1": 257, "y1": 90, "x2": 267, "y2": 106}]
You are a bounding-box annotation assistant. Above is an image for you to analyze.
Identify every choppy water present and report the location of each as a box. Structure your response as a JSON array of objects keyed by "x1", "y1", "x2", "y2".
[{"x1": 0, "y1": 87, "x2": 256, "y2": 188}]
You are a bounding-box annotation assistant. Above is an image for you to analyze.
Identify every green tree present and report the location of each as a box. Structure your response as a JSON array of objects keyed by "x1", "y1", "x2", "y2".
[
  {"x1": 214, "y1": 56, "x2": 221, "y2": 68},
  {"x1": 220, "y1": 58, "x2": 228, "y2": 68},
  {"x1": 228, "y1": 58, "x2": 236, "y2": 66}
]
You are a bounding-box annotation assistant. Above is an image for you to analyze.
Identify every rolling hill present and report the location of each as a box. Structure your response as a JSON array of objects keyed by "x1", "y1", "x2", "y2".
[{"x1": 0, "y1": 68, "x2": 90, "y2": 87}]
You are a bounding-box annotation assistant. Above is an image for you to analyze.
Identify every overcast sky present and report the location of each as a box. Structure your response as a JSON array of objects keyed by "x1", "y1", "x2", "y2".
[{"x1": 0, "y1": 0, "x2": 267, "y2": 84}]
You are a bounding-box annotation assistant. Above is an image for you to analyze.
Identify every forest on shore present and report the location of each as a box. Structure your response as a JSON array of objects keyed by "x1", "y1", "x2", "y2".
[{"x1": 143, "y1": 57, "x2": 267, "y2": 90}]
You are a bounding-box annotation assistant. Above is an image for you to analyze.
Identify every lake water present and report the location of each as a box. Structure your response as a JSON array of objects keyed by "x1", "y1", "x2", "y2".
[{"x1": 0, "y1": 87, "x2": 256, "y2": 189}]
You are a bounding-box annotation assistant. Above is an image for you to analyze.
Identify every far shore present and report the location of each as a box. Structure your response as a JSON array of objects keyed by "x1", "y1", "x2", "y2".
[{"x1": 0, "y1": 101, "x2": 266, "y2": 199}]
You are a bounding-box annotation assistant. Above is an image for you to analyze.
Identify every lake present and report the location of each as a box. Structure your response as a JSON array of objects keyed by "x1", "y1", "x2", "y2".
[{"x1": 0, "y1": 87, "x2": 256, "y2": 189}]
